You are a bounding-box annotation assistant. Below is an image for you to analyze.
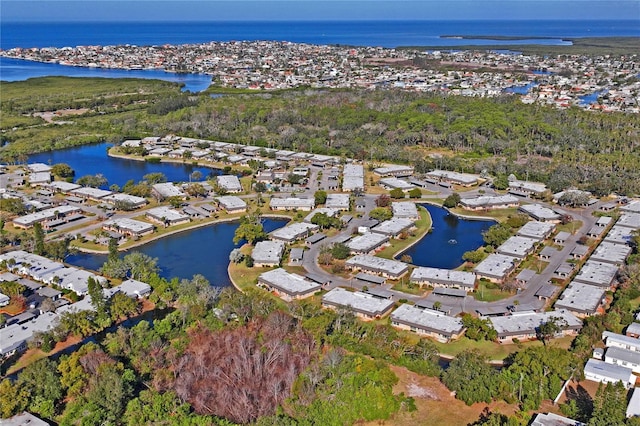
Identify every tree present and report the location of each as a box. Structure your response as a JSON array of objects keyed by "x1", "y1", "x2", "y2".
[
  {"x1": 189, "y1": 170, "x2": 202, "y2": 182},
  {"x1": 461, "y1": 314, "x2": 497, "y2": 341},
  {"x1": 33, "y1": 222, "x2": 45, "y2": 256},
  {"x1": 17, "y1": 358, "x2": 63, "y2": 417},
  {"x1": 184, "y1": 183, "x2": 207, "y2": 198},
  {"x1": 254, "y1": 182, "x2": 267, "y2": 193},
  {"x1": 229, "y1": 248, "x2": 244, "y2": 263},
  {"x1": 123, "y1": 252, "x2": 159, "y2": 281},
  {"x1": 311, "y1": 213, "x2": 341, "y2": 230},
  {"x1": 443, "y1": 193, "x2": 461, "y2": 208},
  {"x1": 0, "y1": 197, "x2": 27, "y2": 215},
  {"x1": 463, "y1": 248, "x2": 487, "y2": 264},
  {"x1": 369, "y1": 207, "x2": 393, "y2": 222},
  {"x1": 408, "y1": 188, "x2": 422, "y2": 198},
  {"x1": 442, "y1": 350, "x2": 497, "y2": 405},
  {"x1": 88, "y1": 277, "x2": 109, "y2": 327},
  {"x1": 589, "y1": 382, "x2": 628, "y2": 426},
  {"x1": 314, "y1": 190, "x2": 328, "y2": 205},
  {"x1": 110, "y1": 292, "x2": 138, "y2": 320},
  {"x1": 492, "y1": 175, "x2": 509, "y2": 190},
  {"x1": 400, "y1": 254, "x2": 413, "y2": 263},
  {"x1": 288, "y1": 173, "x2": 303, "y2": 185},
  {"x1": 389, "y1": 188, "x2": 405, "y2": 199},
  {"x1": 0, "y1": 379, "x2": 29, "y2": 418},
  {"x1": 233, "y1": 215, "x2": 267, "y2": 245},
  {"x1": 77, "y1": 174, "x2": 108, "y2": 188},
  {"x1": 483, "y1": 223, "x2": 512, "y2": 248},
  {"x1": 537, "y1": 317, "x2": 565, "y2": 345},
  {"x1": 108, "y1": 237, "x2": 119, "y2": 263},
  {"x1": 143, "y1": 172, "x2": 167, "y2": 184},
  {"x1": 51, "y1": 163, "x2": 75, "y2": 179},
  {"x1": 375, "y1": 194, "x2": 391, "y2": 207},
  {"x1": 331, "y1": 242, "x2": 351, "y2": 260}
]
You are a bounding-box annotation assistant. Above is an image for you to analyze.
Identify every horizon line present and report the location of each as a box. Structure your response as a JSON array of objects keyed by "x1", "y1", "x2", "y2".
[{"x1": 4, "y1": 18, "x2": 640, "y2": 23}]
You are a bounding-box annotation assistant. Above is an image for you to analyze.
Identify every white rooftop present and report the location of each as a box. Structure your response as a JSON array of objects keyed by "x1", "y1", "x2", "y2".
[
  {"x1": 391, "y1": 304, "x2": 464, "y2": 335},
  {"x1": 322, "y1": 287, "x2": 394, "y2": 316}
]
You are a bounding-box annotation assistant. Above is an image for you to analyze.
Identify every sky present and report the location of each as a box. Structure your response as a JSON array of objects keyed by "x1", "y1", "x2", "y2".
[{"x1": 1, "y1": 0, "x2": 639, "y2": 22}]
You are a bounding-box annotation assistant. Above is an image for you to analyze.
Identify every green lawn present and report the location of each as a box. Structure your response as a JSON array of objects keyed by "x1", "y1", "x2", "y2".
[
  {"x1": 450, "y1": 207, "x2": 518, "y2": 222},
  {"x1": 390, "y1": 280, "x2": 426, "y2": 296},
  {"x1": 432, "y1": 335, "x2": 575, "y2": 360},
  {"x1": 473, "y1": 280, "x2": 513, "y2": 302},
  {"x1": 556, "y1": 220, "x2": 583, "y2": 234}
]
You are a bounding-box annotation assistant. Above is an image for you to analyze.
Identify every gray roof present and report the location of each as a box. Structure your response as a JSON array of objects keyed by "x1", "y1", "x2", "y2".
[
  {"x1": 620, "y1": 200, "x2": 640, "y2": 213},
  {"x1": 355, "y1": 272, "x2": 386, "y2": 285},
  {"x1": 270, "y1": 222, "x2": 318, "y2": 242},
  {"x1": 584, "y1": 358, "x2": 634, "y2": 384},
  {"x1": 104, "y1": 218, "x2": 154, "y2": 234},
  {"x1": 516, "y1": 269, "x2": 537, "y2": 283},
  {"x1": 432, "y1": 288, "x2": 468, "y2": 297},
  {"x1": 617, "y1": 212, "x2": 640, "y2": 229},
  {"x1": 391, "y1": 304, "x2": 464, "y2": 336},
  {"x1": 427, "y1": 170, "x2": 479, "y2": 185},
  {"x1": 573, "y1": 260, "x2": 618, "y2": 287},
  {"x1": 590, "y1": 241, "x2": 631, "y2": 265},
  {"x1": 0, "y1": 312, "x2": 59, "y2": 356},
  {"x1": 346, "y1": 232, "x2": 389, "y2": 253},
  {"x1": 146, "y1": 206, "x2": 189, "y2": 223},
  {"x1": 345, "y1": 254, "x2": 408, "y2": 277},
  {"x1": 1, "y1": 412, "x2": 51, "y2": 426},
  {"x1": 305, "y1": 233, "x2": 327, "y2": 244},
  {"x1": 474, "y1": 253, "x2": 518, "y2": 279},
  {"x1": 216, "y1": 195, "x2": 247, "y2": 210},
  {"x1": 596, "y1": 216, "x2": 613, "y2": 226},
  {"x1": 258, "y1": 268, "x2": 321, "y2": 297},
  {"x1": 216, "y1": 175, "x2": 243, "y2": 192},
  {"x1": 379, "y1": 177, "x2": 414, "y2": 190},
  {"x1": 325, "y1": 193, "x2": 350, "y2": 209},
  {"x1": 371, "y1": 217, "x2": 414, "y2": 236},
  {"x1": 604, "y1": 225, "x2": 634, "y2": 244},
  {"x1": 103, "y1": 193, "x2": 147, "y2": 206},
  {"x1": 554, "y1": 231, "x2": 571, "y2": 242},
  {"x1": 410, "y1": 266, "x2": 476, "y2": 288},
  {"x1": 626, "y1": 322, "x2": 640, "y2": 336},
  {"x1": 489, "y1": 309, "x2": 582, "y2": 337},
  {"x1": 602, "y1": 331, "x2": 640, "y2": 351},
  {"x1": 322, "y1": 288, "x2": 394, "y2": 317},
  {"x1": 605, "y1": 346, "x2": 640, "y2": 365},
  {"x1": 252, "y1": 240, "x2": 285, "y2": 264},
  {"x1": 392, "y1": 201, "x2": 419, "y2": 219},
  {"x1": 519, "y1": 203, "x2": 560, "y2": 221},
  {"x1": 539, "y1": 246, "x2": 559, "y2": 258},
  {"x1": 531, "y1": 412, "x2": 584, "y2": 426},
  {"x1": 535, "y1": 283, "x2": 560, "y2": 298},
  {"x1": 374, "y1": 165, "x2": 414, "y2": 176},
  {"x1": 304, "y1": 208, "x2": 339, "y2": 223},
  {"x1": 627, "y1": 388, "x2": 640, "y2": 418},
  {"x1": 270, "y1": 197, "x2": 315, "y2": 210},
  {"x1": 555, "y1": 282, "x2": 605, "y2": 314},
  {"x1": 342, "y1": 164, "x2": 364, "y2": 191},
  {"x1": 460, "y1": 194, "x2": 519, "y2": 209},
  {"x1": 152, "y1": 182, "x2": 186, "y2": 198}
]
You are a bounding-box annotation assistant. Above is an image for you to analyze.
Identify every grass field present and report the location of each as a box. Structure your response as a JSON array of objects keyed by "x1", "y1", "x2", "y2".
[
  {"x1": 473, "y1": 280, "x2": 513, "y2": 302},
  {"x1": 432, "y1": 334, "x2": 575, "y2": 360}
]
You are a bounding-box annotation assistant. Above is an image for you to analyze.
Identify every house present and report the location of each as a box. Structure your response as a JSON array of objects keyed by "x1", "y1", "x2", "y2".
[
  {"x1": 426, "y1": 170, "x2": 479, "y2": 187},
  {"x1": 531, "y1": 413, "x2": 584, "y2": 426},
  {"x1": 602, "y1": 331, "x2": 640, "y2": 352},
  {"x1": 553, "y1": 231, "x2": 571, "y2": 245},
  {"x1": 216, "y1": 195, "x2": 247, "y2": 213},
  {"x1": 570, "y1": 245, "x2": 590, "y2": 260},
  {"x1": 459, "y1": 194, "x2": 520, "y2": 211},
  {"x1": 555, "y1": 282, "x2": 606, "y2": 317},
  {"x1": 391, "y1": 304, "x2": 465, "y2": 343},
  {"x1": 325, "y1": 193, "x2": 351, "y2": 210},
  {"x1": 342, "y1": 164, "x2": 364, "y2": 192},
  {"x1": 0, "y1": 292, "x2": 9, "y2": 307},
  {"x1": 539, "y1": 246, "x2": 558, "y2": 261},
  {"x1": 71, "y1": 187, "x2": 113, "y2": 201},
  {"x1": 410, "y1": 267, "x2": 476, "y2": 291},
  {"x1": 518, "y1": 204, "x2": 561, "y2": 222},
  {"x1": 489, "y1": 309, "x2": 582, "y2": 344},
  {"x1": 269, "y1": 197, "x2": 315, "y2": 211},
  {"x1": 145, "y1": 206, "x2": 190, "y2": 226},
  {"x1": 252, "y1": 240, "x2": 285, "y2": 267},
  {"x1": 573, "y1": 260, "x2": 619, "y2": 288},
  {"x1": 12, "y1": 205, "x2": 83, "y2": 229},
  {"x1": 216, "y1": 175, "x2": 243, "y2": 193},
  {"x1": 604, "y1": 346, "x2": 640, "y2": 373},
  {"x1": 371, "y1": 217, "x2": 415, "y2": 238},
  {"x1": 151, "y1": 182, "x2": 186, "y2": 200},
  {"x1": 617, "y1": 212, "x2": 640, "y2": 229},
  {"x1": 345, "y1": 255, "x2": 408, "y2": 279},
  {"x1": 378, "y1": 177, "x2": 414, "y2": 191},
  {"x1": 322, "y1": 288, "x2": 394, "y2": 320},
  {"x1": 497, "y1": 236, "x2": 539, "y2": 259},
  {"x1": 270, "y1": 222, "x2": 318, "y2": 243},
  {"x1": 590, "y1": 241, "x2": 631, "y2": 266},
  {"x1": 627, "y1": 388, "x2": 640, "y2": 418},
  {"x1": 626, "y1": 322, "x2": 640, "y2": 338},
  {"x1": 0, "y1": 312, "x2": 59, "y2": 357},
  {"x1": 583, "y1": 358, "x2": 636, "y2": 389},
  {"x1": 473, "y1": 253, "x2": 518, "y2": 283},
  {"x1": 373, "y1": 165, "x2": 414, "y2": 177},
  {"x1": 392, "y1": 202, "x2": 420, "y2": 220},
  {"x1": 2, "y1": 411, "x2": 51, "y2": 426},
  {"x1": 517, "y1": 221, "x2": 556, "y2": 240},
  {"x1": 258, "y1": 268, "x2": 321, "y2": 301},
  {"x1": 346, "y1": 232, "x2": 389, "y2": 254},
  {"x1": 603, "y1": 225, "x2": 634, "y2": 245},
  {"x1": 102, "y1": 193, "x2": 148, "y2": 209},
  {"x1": 103, "y1": 218, "x2": 154, "y2": 238},
  {"x1": 508, "y1": 180, "x2": 547, "y2": 197},
  {"x1": 113, "y1": 279, "x2": 152, "y2": 299}
]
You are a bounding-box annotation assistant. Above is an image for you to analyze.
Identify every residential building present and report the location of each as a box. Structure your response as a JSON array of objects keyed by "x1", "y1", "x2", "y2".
[
  {"x1": 258, "y1": 268, "x2": 321, "y2": 301},
  {"x1": 322, "y1": 287, "x2": 394, "y2": 320},
  {"x1": 103, "y1": 218, "x2": 154, "y2": 238},
  {"x1": 497, "y1": 235, "x2": 539, "y2": 258},
  {"x1": 373, "y1": 165, "x2": 414, "y2": 177},
  {"x1": 518, "y1": 204, "x2": 561, "y2": 222},
  {"x1": 216, "y1": 195, "x2": 247, "y2": 213},
  {"x1": 145, "y1": 206, "x2": 190, "y2": 226},
  {"x1": 151, "y1": 182, "x2": 186, "y2": 200},
  {"x1": 269, "y1": 197, "x2": 315, "y2": 211},
  {"x1": 325, "y1": 193, "x2": 351, "y2": 210},
  {"x1": 426, "y1": 170, "x2": 479, "y2": 186},
  {"x1": 345, "y1": 254, "x2": 408, "y2": 279},
  {"x1": 371, "y1": 217, "x2": 415, "y2": 238},
  {"x1": 489, "y1": 309, "x2": 582, "y2": 344},
  {"x1": 252, "y1": 240, "x2": 285, "y2": 267},
  {"x1": 517, "y1": 221, "x2": 556, "y2": 240},
  {"x1": 531, "y1": 413, "x2": 584, "y2": 426},
  {"x1": 573, "y1": 260, "x2": 619, "y2": 288},
  {"x1": 270, "y1": 222, "x2": 318, "y2": 243},
  {"x1": 473, "y1": 253, "x2": 518, "y2": 283},
  {"x1": 346, "y1": 232, "x2": 389, "y2": 254},
  {"x1": 459, "y1": 194, "x2": 520, "y2": 211},
  {"x1": 410, "y1": 267, "x2": 476, "y2": 290},
  {"x1": 555, "y1": 282, "x2": 606, "y2": 317},
  {"x1": 342, "y1": 164, "x2": 364, "y2": 192},
  {"x1": 604, "y1": 346, "x2": 640, "y2": 373},
  {"x1": 583, "y1": 358, "x2": 636, "y2": 389},
  {"x1": 392, "y1": 201, "x2": 420, "y2": 220},
  {"x1": 216, "y1": 175, "x2": 243, "y2": 193},
  {"x1": 391, "y1": 304, "x2": 465, "y2": 343},
  {"x1": 602, "y1": 331, "x2": 640, "y2": 352},
  {"x1": 378, "y1": 177, "x2": 414, "y2": 191},
  {"x1": 590, "y1": 241, "x2": 631, "y2": 266}
]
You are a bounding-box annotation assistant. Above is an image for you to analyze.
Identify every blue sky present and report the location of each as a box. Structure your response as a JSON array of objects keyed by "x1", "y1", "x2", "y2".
[{"x1": 2, "y1": 0, "x2": 638, "y2": 22}]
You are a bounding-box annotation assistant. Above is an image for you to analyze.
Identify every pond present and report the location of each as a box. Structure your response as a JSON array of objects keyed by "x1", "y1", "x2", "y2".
[
  {"x1": 28, "y1": 143, "x2": 220, "y2": 189},
  {"x1": 66, "y1": 218, "x2": 288, "y2": 287},
  {"x1": 398, "y1": 204, "x2": 493, "y2": 269}
]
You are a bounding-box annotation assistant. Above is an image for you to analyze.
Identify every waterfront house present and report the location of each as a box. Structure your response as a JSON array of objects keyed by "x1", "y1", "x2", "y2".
[
  {"x1": 345, "y1": 254, "x2": 408, "y2": 279},
  {"x1": 216, "y1": 195, "x2": 247, "y2": 213},
  {"x1": 258, "y1": 268, "x2": 320, "y2": 302},
  {"x1": 322, "y1": 287, "x2": 394, "y2": 320},
  {"x1": 346, "y1": 232, "x2": 389, "y2": 254},
  {"x1": 252, "y1": 240, "x2": 285, "y2": 267},
  {"x1": 145, "y1": 206, "x2": 190, "y2": 226},
  {"x1": 410, "y1": 267, "x2": 476, "y2": 291}
]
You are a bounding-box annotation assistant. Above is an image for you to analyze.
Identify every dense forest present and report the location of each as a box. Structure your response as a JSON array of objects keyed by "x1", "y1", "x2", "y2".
[{"x1": 2, "y1": 77, "x2": 640, "y2": 195}]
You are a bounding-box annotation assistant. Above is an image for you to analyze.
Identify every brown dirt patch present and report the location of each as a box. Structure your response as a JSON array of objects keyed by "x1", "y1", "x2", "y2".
[
  {"x1": 362, "y1": 364, "x2": 518, "y2": 426},
  {"x1": 33, "y1": 108, "x2": 89, "y2": 123}
]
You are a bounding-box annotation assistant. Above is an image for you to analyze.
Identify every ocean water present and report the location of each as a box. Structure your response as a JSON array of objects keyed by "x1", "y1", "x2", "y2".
[{"x1": 2, "y1": 20, "x2": 638, "y2": 50}]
